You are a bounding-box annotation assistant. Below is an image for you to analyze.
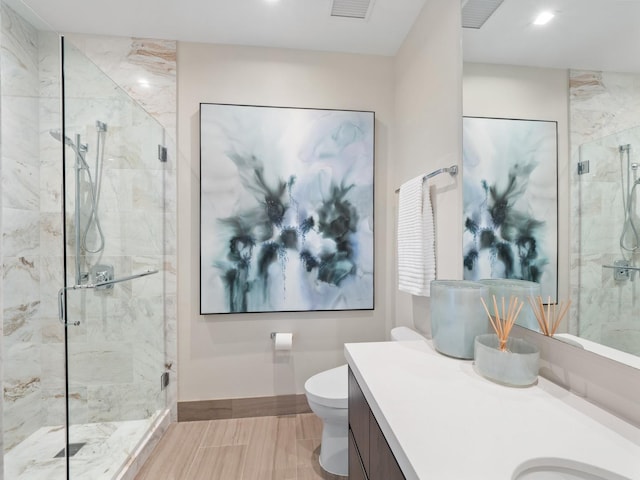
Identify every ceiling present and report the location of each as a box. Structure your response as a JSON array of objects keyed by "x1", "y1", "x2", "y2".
[
  {"x1": 463, "y1": 0, "x2": 640, "y2": 73},
  {"x1": 11, "y1": 0, "x2": 428, "y2": 56},
  {"x1": 9, "y1": 0, "x2": 640, "y2": 71}
]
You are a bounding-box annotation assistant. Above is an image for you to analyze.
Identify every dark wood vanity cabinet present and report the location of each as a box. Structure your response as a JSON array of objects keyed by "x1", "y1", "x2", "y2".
[
  {"x1": 348, "y1": 367, "x2": 406, "y2": 480},
  {"x1": 349, "y1": 429, "x2": 368, "y2": 480},
  {"x1": 348, "y1": 366, "x2": 370, "y2": 476}
]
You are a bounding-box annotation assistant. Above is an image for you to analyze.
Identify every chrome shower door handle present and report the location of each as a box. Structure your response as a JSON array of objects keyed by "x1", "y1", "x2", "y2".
[
  {"x1": 57, "y1": 286, "x2": 82, "y2": 327},
  {"x1": 58, "y1": 287, "x2": 65, "y2": 325},
  {"x1": 57, "y1": 269, "x2": 159, "y2": 326}
]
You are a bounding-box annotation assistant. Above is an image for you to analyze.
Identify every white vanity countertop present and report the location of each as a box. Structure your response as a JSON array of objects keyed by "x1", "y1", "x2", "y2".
[{"x1": 344, "y1": 340, "x2": 640, "y2": 480}]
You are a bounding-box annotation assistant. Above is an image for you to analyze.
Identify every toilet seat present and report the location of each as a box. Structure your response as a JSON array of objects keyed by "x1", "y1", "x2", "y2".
[{"x1": 304, "y1": 364, "x2": 348, "y2": 409}]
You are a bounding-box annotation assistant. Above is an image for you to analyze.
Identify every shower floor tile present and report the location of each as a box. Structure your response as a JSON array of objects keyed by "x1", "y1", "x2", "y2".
[{"x1": 4, "y1": 416, "x2": 156, "y2": 480}]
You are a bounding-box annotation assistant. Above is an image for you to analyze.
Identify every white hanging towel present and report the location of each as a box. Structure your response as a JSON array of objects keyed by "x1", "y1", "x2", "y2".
[{"x1": 397, "y1": 175, "x2": 436, "y2": 296}]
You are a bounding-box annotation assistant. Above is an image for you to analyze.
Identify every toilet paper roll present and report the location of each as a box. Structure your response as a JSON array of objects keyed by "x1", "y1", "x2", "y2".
[{"x1": 274, "y1": 333, "x2": 293, "y2": 351}]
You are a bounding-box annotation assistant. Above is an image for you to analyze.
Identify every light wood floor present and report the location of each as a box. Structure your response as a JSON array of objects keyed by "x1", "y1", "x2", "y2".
[{"x1": 135, "y1": 413, "x2": 347, "y2": 480}]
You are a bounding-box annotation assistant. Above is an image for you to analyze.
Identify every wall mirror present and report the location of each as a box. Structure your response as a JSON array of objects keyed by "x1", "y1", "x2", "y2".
[{"x1": 462, "y1": 0, "x2": 640, "y2": 369}]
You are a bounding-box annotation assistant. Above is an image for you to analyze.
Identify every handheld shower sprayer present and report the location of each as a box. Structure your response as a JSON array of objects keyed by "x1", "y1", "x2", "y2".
[
  {"x1": 619, "y1": 143, "x2": 640, "y2": 263},
  {"x1": 49, "y1": 124, "x2": 108, "y2": 283}
]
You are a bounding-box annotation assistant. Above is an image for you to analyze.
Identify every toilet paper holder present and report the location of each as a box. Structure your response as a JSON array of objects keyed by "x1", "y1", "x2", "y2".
[
  {"x1": 270, "y1": 332, "x2": 293, "y2": 351},
  {"x1": 270, "y1": 332, "x2": 294, "y2": 338}
]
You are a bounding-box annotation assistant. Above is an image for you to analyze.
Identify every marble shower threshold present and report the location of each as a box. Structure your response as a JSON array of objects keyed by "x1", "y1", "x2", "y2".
[{"x1": 5, "y1": 413, "x2": 161, "y2": 480}]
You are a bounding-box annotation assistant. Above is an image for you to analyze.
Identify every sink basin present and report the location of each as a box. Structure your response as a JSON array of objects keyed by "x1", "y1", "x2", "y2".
[{"x1": 513, "y1": 458, "x2": 632, "y2": 480}]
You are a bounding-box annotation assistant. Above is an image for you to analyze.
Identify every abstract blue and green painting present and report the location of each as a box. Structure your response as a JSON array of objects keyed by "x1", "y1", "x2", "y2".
[
  {"x1": 200, "y1": 103, "x2": 374, "y2": 314},
  {"x1": 462, "y1": 117, "x2": 558, "y2": 302}
]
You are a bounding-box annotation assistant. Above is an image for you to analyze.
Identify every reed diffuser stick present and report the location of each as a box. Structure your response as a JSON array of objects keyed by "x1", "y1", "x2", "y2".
[
  {"x1": 551, "y1": 300, "x2": 571, "y2": 336},
  {"x1": 528, "y1": 296, "x2": 572, "y2": 337},
  {"x1": 492, "y1": 295, "x2": 503, "y2": 339},
  {"x1": 528, "y1": 297, "x2": 549, "y2": 335},
  {"x1": 481, "y1": 295, "x2": 524, "y2": 352},
  {"x1": 480, "y1": 297, "x2": 500, "y2": 335}
]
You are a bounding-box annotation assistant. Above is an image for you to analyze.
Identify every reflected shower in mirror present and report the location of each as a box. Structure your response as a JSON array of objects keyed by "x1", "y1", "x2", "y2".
[
  {"x1": 578, "y1": 130, "x2": 640, "y2": 360},
  {"x1": 461, "y1": 0, "x2": 640, "y2": 366}
]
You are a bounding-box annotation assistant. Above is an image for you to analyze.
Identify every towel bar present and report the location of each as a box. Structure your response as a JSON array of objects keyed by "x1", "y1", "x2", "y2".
[{"x1": 395, "y1": 165, "x2": 458, "y2": 193}]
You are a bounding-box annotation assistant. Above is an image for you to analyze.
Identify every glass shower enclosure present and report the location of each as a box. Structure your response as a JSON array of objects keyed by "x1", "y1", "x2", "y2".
[
  {"x1": 58, "y1": 38, "x2": 168, "y2": 479},
  {"x1": 1, "y1": 8, "x2": 169, "y2": 476},
  {"x1": 576, "y1": 126, "x2": 640, "y2": 357}
]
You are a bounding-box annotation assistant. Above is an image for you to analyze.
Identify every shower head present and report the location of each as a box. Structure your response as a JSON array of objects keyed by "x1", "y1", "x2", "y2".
[
  {"x1": 49, "y1": 129, "x2": 75, "y2": 147},
  {"x1": 49, "y1": 129, "x2": 88, "y2": 159}
]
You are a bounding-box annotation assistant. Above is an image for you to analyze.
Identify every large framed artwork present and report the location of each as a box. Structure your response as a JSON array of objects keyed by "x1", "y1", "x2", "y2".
[
  {"x1": 462, "y1": 117, "x2": 558, "y2": 301},
  {"x1": 200, "y1": 103, "x2": 375, "y2": 314}
]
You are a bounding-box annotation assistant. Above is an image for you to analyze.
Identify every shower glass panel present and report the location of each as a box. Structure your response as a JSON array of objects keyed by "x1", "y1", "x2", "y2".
[
  {"x1": 61, "y1": 38, "x2": 167, "y2": 478},
  {"x1": 577, "y1": 126, "x2": 640, "y2": 356},
  {"x1": 1, "y1": 3, "x2": 65, "y2": 478}
]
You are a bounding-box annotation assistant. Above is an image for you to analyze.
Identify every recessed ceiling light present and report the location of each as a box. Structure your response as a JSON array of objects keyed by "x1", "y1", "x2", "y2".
[{"x1": 533, "y1": 11, "x2": 554, "y2": 25}]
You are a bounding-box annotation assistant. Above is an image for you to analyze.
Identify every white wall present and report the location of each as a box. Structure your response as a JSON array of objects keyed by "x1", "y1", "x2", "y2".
[
  {"x1": 162, "y1": 0, "x2": 640, "y2": 430},
  {"x1": 177, "y1": 43, "x2": 394, "y2": 401},
  {"x1": 393, "y1": 0, "x2": 463, "y2": 335},
  {"x1": 462, "y1": 63, "x2": 570, "y2": 310}
]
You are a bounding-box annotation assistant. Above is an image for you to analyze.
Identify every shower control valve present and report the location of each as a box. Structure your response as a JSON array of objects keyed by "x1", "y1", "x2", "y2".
[
  {"x1": 91, "y1": 264, "x2": 115, "y2": 290},
  {"x1": 611, "y1": 260, "x2": 631, "y2": 282}
]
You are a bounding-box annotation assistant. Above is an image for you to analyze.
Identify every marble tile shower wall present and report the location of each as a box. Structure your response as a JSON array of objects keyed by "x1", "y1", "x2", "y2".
[
  {"x1": 570, "y1": 70, "x2": 640, "y2": 356},
  {"x1": 1, "y1": 3, "x2": 58, "y2": 451},
  {"x1": 1, "y1": 2, "x2": 177, "y2": 452},
  {"x1": 0, "y1": 5, "x2": 4, "y2": 473}
]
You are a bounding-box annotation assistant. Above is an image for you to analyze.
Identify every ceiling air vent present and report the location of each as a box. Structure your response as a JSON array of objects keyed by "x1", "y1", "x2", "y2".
[
  {"x1": 462, "y1": 0, "x2": 504, "y2": 29},
  {"x1": 331, "y1": 0, "x2": 373, "y2": 19}
]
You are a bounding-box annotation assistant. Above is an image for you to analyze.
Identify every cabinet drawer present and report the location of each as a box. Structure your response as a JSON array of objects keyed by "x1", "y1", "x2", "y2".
[
  {"x1": 349, "y1": 428, "x2": 368, "y2": 480},
  {"x1": 369, "y1": 411, "x2": 406, "y2": 480},
  {"x1": 348, "y1": 367, "x2": 370, "y2": 476}
]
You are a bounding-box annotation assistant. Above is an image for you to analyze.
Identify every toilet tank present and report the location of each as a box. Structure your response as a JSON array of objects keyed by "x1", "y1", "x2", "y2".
[
  {"x1": 413, "y1": 314, "x2": 431, "y2": 338},
  {"x1": 390, "y1": 327, "x2": 426, "y2": 342}
]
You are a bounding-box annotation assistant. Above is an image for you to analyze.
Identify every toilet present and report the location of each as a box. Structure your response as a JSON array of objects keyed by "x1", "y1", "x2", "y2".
[
  {"x1": 304, "y1": 327, "x2": 426, "y2": 476},
  {"x1": 304, "y1": 364, "x2": 349, "y2": 475}
]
